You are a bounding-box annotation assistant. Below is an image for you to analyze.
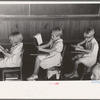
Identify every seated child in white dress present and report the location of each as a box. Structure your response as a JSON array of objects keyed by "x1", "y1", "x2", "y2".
[
  {"x1": 65, "y1": 27, "x2": 99, "y2": 78},
  {"x1": 27, "y1": 27, "x2": 63, "y2": 80},
  {"x1": 0, "y1": 32, "x2": 23, "y2": 68}
]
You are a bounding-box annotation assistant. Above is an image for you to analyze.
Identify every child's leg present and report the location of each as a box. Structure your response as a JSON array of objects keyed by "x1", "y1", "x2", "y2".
[
  {"x1": 27, "y1": 56, "x2": 41, "y2": 80},
  {"x1": 72, "y1": 54, "x2": 83, "y2": 61},
  {"x1": 33, "y1": 56, "x2": 41, "y2": 75},
  {"x1": 64, "y1": 60, "x2": 80, "y2": 78},
  {"x1": 69, "y1": 60, "x2": 81, "y2": 78}
]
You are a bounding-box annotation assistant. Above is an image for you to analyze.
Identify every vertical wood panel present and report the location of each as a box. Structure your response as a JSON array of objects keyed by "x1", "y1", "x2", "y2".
[
  {"x1": 79, "y1": 20, "x2": 90, "y2": 40},
  {"x1": 63, "y1": 20, "x2": 70, "y2": 41},
  {"x1": 0, "y1": 18, "x2": 100, "y2": 44},
  {"x1": 69, "y1": 20, "x2": 81, "y2": 41},
  {"x1": 18, "y1": 21, "x2": 30, "y2": 42},
  {"x1": 89, "y1": 20, "x2": 100, "y2": 39}
]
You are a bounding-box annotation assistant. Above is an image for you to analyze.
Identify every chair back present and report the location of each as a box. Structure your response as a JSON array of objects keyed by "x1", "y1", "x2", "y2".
[
  {"x1": 60, "y1": 44, "x2": 66, "y2": 68},
  {"x1": 20, "y1": 49, "x2": 24, "y2": 67},
  {"x1": 46, "y1": 44, "x2": 66, "y2": 80}
]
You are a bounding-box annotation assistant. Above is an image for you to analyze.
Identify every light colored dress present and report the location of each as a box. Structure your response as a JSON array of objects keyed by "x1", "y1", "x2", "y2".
[
  {"x1": 38, "y1": 39, "x2": 63, "y2": 69},
  {"x1": 0, "y1": 42, "x2": 23, "y2": 68},
  {"x1": 78, "y1": 38, "x2": 99, "y2": 67}
]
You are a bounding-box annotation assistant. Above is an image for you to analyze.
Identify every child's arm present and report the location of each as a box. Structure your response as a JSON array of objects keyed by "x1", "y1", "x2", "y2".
[
  {"x1": 38, "y1": 45, "x2": 56, "y2": 53},
  {"x1": 38, "y1": 39, "x2": 52, "y2": 49},
  {"x1": 0, "y1": 49, "x2": 14, "y2": 58},
  {"x1": 75, "y1": 42, "x2": 95, "y2": 53},
  {"x1": 71, "y1": 40, "x2": 86, "y2": 49},
  {"x1": 77, "y1": 39, "x2": 86, "y2": 46}
]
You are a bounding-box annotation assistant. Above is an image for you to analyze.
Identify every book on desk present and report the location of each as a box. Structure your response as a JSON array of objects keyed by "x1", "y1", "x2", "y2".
[{"x1": 31, "y1": 33, "x2": 49, "y2": 55}]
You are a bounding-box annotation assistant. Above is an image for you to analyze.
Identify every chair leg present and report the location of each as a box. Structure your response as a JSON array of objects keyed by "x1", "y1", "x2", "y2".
[
  {"x1": 2, "y1": 71, "x2": 5, "y2": 81},
  {"x1": 80, "y1": 67, "x2": 87, "y2": 80},
  {"x1": 56, "y1": 71, "x2": 61, "y2": 79}
]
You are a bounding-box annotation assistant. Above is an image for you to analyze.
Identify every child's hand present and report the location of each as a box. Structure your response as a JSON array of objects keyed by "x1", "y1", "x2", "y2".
[
  {"x1": 75, "y1": 47, "x2": 83, "y2": 51},
  {"x1": 5, "y1": 49, "x2": 9, "y2": 53},
  {"x1": 0, "y1": 48, "x2": 3, "y2": 52},
  {"x1": 37, "y1": 46, "x2": 42, "y2": 51},
  {"x1": 0, "y1": 46, "x2": 4, "y2": 50}
]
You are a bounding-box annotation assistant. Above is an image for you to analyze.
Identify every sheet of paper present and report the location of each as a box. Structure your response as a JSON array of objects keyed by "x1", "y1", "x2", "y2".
[{"x1": 34, "y1": 33, "x2": 43, "y2": 45}]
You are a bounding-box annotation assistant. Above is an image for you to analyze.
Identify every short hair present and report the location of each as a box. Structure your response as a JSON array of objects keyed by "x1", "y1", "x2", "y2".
[
  {"x1": 9, "y1": 32, "x2": 23, "y2": 44},
  {"x1": 85, "y1": 27, "x2": 95, "y2": 35},
  {"x1": 52, "y1": 27, "x2": 63, "y2": 36}
]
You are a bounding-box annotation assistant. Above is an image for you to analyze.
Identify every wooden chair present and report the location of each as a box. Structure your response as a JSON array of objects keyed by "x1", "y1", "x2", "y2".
[
  {"x1": 1, "y1": 50, "x2": 24, "y2": 81},
  {"x1": 79, "y1": 63, "x2": 96, "y2": 80},
  {"x1": 46, "y1": 44, "x2": 66, "y2": 80}
]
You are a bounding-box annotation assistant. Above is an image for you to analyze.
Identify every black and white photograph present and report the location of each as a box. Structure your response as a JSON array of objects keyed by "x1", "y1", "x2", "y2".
[
  {"x1": 0, "y1": 3, "x2": 99, "y2": 81},
  {"x1": 0, "y1": 1, "x2": 100, "y2": 99}
]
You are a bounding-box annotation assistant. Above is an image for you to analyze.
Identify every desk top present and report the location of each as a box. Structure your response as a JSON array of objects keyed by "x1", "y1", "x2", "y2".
[
  {"x1": 30, "y1": 53, "x2": 49, "y2": 56},
  {"x1": 71, "y1": 51, "x2": 85, "y2": 54}
]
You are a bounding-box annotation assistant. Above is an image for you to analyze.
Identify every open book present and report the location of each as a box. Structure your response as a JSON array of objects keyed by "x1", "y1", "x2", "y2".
[{"x1": 34, "y1": 33, "x2": 43, "y2": 46}]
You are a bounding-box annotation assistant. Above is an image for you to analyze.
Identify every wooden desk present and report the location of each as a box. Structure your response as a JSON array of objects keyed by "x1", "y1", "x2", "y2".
[
  {"x1": 71, "y1": 51, "x2": 85, "y2": 54},
  {"x1": 30, "y1": 53, "x2": 49, "y2": 56}
]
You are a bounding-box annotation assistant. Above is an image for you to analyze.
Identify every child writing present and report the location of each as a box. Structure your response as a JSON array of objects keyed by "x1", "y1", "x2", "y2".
[
  {"x1": 65, "y1": 27, "x2": 99, "y2": 78},
  {"x1": 0, "y1": 32, "x2": 23, "y2": 68},
  {"x1": 27, "y1": 27, "x2": 63, "y2": 80}
]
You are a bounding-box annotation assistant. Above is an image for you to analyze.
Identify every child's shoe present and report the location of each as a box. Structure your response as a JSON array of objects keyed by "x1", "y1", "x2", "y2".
[
  {"x1": 27, "y1": 75, "x2": 38, "y2": 81},
  {"x1": 56, "y1": 70, "x2": 61, "y2": 79}
]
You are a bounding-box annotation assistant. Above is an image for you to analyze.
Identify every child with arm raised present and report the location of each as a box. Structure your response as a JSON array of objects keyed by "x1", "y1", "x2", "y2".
[{"x1": 27, "y1": 27, "x2": 63, "y2": 80}]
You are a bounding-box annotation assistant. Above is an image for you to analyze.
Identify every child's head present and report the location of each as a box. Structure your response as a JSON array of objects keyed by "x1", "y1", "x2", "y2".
[
  {"x1": 9, "y1": 32, "x2": 23, "y2": 46},
  {"x1": 84, "y1": 27, "x2": 95, "y2": 42},
  {"x1": 51, "y1": 27, "x2": 62, "y2": 41},
  {"x1": 91, "y1": 64, "x2": 100, "y2": 80}
]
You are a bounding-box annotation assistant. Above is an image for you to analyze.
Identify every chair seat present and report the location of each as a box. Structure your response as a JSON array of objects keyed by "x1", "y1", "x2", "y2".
[
  {"x1": 47, "y1": 69, "x2": 61, "y2": 79},
  {"x1": 2, "y1": 67, "x2": 20, "y2": 72},
  {"x1": 47, "y1": 66, "x2": 61, "y2": 71},
  {"x1": 2, "y1": 67, "x2": 22, "y2": 81}
]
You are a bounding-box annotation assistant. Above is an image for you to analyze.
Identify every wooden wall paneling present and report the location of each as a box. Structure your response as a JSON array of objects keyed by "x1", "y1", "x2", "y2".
[
  {"x1": 10, "y1": 21, "x2": 19, "y2": 32},
  {"x1": 95, "y1": 20, "x2": 100, "y2": 39},
  {"x1": 17, "y1": 21, "x2": 30, "y2": 42},
  {"x1": 3, "y1": 21, "x2": 12, "y2": 43},
  {"x1": 79, "y1": 20, "x2": 90, "y2": 40},
  {"x1": 0, "y1": 4, "x2": 29, "y2": 15},
  {"x1": 30, "y1": 21, "x2": 37, "y2": 41},
  {"x1": 30, "y1": 4, "x2": 99, "y2": 15},
  {"x1": 63, "y1": 20, "x2": 70, "y2": 42},
  {"x1": 69, "y1": 20, "x2": 81, "y2": 41},
  {"x1": 30, "y1": 4, "x2": 56, "y2": 15},
  {"x1": 89, "y1": 20, "x2": 100, "y2": 39},
  {"x1": 30, "y1": 21, "x2": 44, "y2": 42},
  {"x1": 0, "y1": 21, "x2": 6, "y2": 43}
]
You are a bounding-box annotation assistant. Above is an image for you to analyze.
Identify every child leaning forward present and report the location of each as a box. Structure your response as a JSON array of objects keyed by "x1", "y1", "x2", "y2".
[
  {"x1": 65, "y1": 27, "x2": 99, "y2": 78},
  {"x1": 0, "y1": 32, "x2": 23, "y2": 68}
]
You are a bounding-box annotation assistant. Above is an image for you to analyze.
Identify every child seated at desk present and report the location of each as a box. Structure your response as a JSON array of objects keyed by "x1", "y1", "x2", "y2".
[
  {"x1": 65, "y1": 27, "x2": 99, "y2": 78},
  {"x1": 27, "y1": 27, "x2": 63, "y2": 80},
  {"x1": 0, "y1": 32, "x2": 23, "y2": 68}
]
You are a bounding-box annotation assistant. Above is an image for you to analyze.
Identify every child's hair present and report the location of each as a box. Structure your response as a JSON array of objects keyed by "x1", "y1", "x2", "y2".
[
  {"x1": 9, "y1": 32, "x2": 23, "y2": 44},
  {"x1": 52, "y1": 27, "x2": 63, "y2": 37},
  {"x1": 91, "y1": 64, "x2": 100, "y2": 80},
  {"x1": 84, "y1": 27, "x2": 95, "y2": 36}
]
